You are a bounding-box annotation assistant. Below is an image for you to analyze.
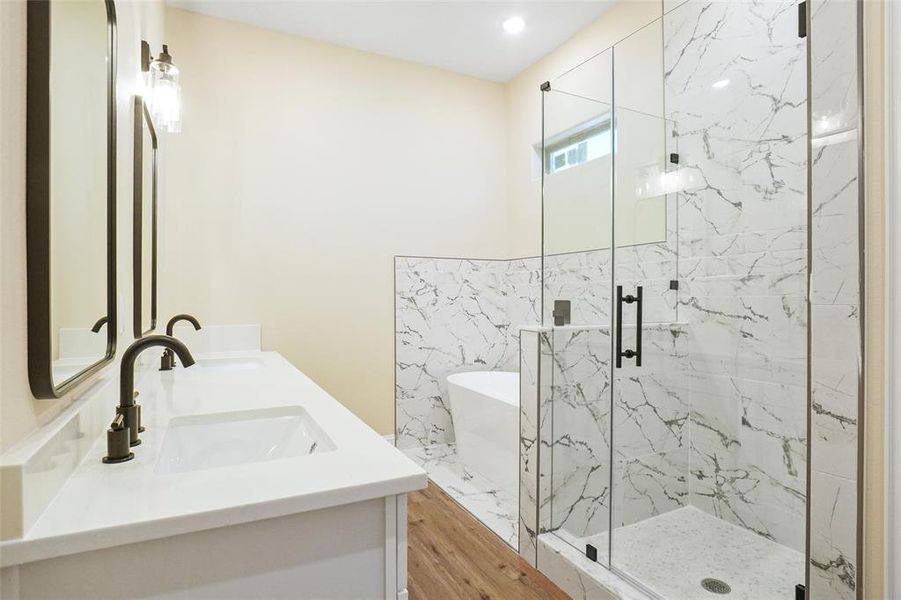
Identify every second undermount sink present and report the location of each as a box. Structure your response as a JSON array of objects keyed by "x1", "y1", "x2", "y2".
[{"x1": 156, "y1": 406, "x2": 336, "y2": 474}]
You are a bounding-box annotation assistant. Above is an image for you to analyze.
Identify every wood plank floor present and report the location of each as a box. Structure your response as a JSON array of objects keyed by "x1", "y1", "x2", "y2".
[{"x1": 407, "y1": 482, "x2": 569, "y2": 600}]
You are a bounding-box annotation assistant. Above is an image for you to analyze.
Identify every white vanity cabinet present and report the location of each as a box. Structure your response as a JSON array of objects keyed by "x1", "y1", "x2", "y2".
[
  {"x1": 0, "y1": 351, "x2": 425, "y2": 600},
  {"x1": 2, "y1": 494, "x2": 409, "y2": 599}
]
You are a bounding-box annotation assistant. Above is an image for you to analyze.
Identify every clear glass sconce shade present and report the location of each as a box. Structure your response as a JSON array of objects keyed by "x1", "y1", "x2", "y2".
[{"x1": 148, "y1": 59, "x2": 181, "y2": 133}]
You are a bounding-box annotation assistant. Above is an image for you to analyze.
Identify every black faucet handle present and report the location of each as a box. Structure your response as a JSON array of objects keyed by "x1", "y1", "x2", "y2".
[
  {"x1": 160, "y1": 349, "x2": 174, "y2": 371},
  {"x1": 103, "y1": 414, "x2": 134, "y2": 464},
  {"x1": 135, "y1": 396, "x2": 145, "y2": 433},
  {"x1": 115, "y1": 403, "x2": 141, "y2": 448}
]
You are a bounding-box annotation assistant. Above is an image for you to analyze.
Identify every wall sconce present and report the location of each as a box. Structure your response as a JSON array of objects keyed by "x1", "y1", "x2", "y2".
[{"x1": 141, "y1": 41, "x2": 181, "y2": 133}]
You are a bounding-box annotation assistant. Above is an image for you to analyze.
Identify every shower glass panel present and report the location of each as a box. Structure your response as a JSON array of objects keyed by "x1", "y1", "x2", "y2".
[
  {"x1": 541, "y1": 1, "x2": 809, "y2": 598},
  {"x1": 609, "y1": 2, "x2": 808, "y2": 598},
  {"x1": 608, "y1": 16, "x2": 692, "y2": 594},
  {"x1": 541, "y1": 49, "x2": 613, "y2": 565}
]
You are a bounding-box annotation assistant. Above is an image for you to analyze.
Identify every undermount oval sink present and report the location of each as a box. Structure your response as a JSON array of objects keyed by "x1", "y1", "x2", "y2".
[{"x1": 156, "y1": 406, "x2": 336, "y2": 474}]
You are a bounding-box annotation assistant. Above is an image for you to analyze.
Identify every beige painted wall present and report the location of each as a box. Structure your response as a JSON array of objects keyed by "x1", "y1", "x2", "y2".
[
  {"x1": 159, "y1": 4, "x2": 669, "y2": 436},
  {"x1": 0, "y1": 0, "x2": 166, "y2": 452},
  {"x1": 160, "y1": 4, "x2": 666, "y2": 437},
  {"x1": 160, "y1": 8, "x2": 509, "y2": 435}
]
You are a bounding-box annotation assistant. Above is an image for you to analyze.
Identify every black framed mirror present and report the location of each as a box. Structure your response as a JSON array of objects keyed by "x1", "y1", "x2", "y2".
[
  {"x1": 26, "y1": 0, "x2": 117, "y2": 398},
  {"x1": 133, "y1": 96, "x2": 157, "y2": 337}
]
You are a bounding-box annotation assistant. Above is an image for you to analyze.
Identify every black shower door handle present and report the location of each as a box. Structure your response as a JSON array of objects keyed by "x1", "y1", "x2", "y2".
[{"x1": 615, "y1": 285, "x2": 643, "y2": 368}]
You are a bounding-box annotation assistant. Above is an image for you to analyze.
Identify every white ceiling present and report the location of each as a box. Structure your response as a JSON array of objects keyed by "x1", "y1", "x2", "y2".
[{"x1": 165, "y1": 1, "x2": 616, "y2": 82}]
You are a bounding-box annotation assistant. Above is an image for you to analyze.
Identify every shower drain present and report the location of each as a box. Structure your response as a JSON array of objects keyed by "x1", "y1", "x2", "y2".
[{"x1": 701, "y1": 578, "x2": 732, "y2": 595}]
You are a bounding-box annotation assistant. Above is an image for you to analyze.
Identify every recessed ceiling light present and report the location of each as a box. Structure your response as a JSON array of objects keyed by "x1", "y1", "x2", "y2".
[
  {"x1": 503, "y1": 17, "x2": 525, "y2": 35},
  {"x1": 712, "y1": 78, "x2": 730, "y2": 89}
]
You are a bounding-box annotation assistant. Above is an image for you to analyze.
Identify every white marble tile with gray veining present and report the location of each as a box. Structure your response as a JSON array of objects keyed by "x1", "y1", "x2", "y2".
[
  {"x1": 810, "y1": 304, "x2": 859, "y2": 481},
  {"x1": 395, "y1": 256, "x2": 535, "y2": 449},
  {"x1": 807, "y1": 0, "x2": 862, "y2": 596},
  {"x1": 613, "y1": 447, "x2": 689, "y2": 528},
  {"x1": 810, "y1": 138, "x2": 860, "y2": 306},
  {"x1": 809, "y1": 471, "x2": 857, "y2": 600},
  {"x1": 547, "y1": 328, "x2": 613, "y2": 539},
  {"x1": 519, "y1": 330, "x2": 540, "y2": 564}
]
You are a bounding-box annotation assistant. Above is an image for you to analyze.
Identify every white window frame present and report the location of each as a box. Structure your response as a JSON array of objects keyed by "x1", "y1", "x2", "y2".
[{"x1": 531, "y1": 113, "x2": 613, "y2": 180}]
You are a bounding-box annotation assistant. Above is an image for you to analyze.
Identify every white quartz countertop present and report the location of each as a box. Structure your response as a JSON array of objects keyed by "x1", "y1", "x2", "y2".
[{"x1": 0, "y1": 352, "x2": 426, "y2": 567}]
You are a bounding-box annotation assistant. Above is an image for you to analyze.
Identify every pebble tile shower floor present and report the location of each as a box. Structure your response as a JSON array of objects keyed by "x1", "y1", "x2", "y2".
[{"x1": 555, "y1": 505, "x2": 805, "y2": 600}]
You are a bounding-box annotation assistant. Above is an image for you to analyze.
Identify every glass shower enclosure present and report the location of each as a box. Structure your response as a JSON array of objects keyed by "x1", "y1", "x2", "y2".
[{"x1": 539, "y1": 2, "x2": 808, "y2": 598}]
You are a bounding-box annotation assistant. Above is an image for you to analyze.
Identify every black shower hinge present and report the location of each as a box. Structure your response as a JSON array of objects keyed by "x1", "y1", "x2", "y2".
[
  {"x1": 669, "y1": 152, "x2": 679, "y2": 165},
  {"x1": 669, "y1": 279, "x2": 679, "y2": 290},
  {"x1": 795, "y1": 583, "x2": 806, "y2": 600},
  {"x1": 585, "y1": 544, "x2": 598, "y2": 562},
  {"x1": 540, "y1": 81, "x2": 551, "y2": 92},
  {"x1": 798, "y1": 2, "x2": 808, "y2": 38}
]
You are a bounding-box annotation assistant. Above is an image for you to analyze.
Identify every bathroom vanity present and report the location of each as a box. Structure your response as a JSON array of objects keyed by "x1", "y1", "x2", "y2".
[{"x1": 0, "y1": 349, "x2": 426, "y2": 599}]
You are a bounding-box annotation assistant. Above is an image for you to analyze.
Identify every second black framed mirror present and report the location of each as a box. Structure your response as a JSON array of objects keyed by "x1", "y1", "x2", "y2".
[{"x1": 133, "y1": 95, "x2": 157, "y2": 337}]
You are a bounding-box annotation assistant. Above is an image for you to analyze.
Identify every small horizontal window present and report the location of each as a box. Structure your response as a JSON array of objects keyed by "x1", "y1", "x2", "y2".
[{"x1": 543, "y1": 115, "x2": 612, "y2": 175}]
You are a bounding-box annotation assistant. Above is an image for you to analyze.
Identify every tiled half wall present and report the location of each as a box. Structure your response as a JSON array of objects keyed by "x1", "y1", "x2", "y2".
[{"x1": 394, "y1": 255, "x2": 540, "y2": 450}]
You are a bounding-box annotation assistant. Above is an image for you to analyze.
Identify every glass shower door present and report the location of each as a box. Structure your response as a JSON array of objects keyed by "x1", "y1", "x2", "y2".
[
  {"x1": 608, "y1": 2, "x2": 809, "y2": 599},
  {"x1": 607, "y1": 16, "x2": 690, "y2": 595},
  {"x1": 541, "y1": 49, "x2": 614, "y2": 567}
]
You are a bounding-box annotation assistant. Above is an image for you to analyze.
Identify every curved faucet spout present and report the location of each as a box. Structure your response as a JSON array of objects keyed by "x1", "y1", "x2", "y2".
[
  {"x1": 110, "y1": 335, "x2": 196, "y2": 454},
  {"x1": 120, "y1": 335, "x2": 195, "y2": 408},
  {"x1": 90, "y1": 315, "x2": 109, "y2": 333},
  {"x1": 166, "y1": 314, "x2": 201, "y2": 336}
]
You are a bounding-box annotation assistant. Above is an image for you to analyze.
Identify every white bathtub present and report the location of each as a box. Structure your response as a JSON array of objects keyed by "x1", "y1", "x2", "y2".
[{"x1": 446, "y1": 371, "x2": 519, "y2": 501}]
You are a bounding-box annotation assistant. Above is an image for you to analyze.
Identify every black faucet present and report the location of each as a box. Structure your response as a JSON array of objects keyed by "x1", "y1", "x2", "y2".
[
  {"x1": 104, "y1": 335, "x2": 195, "y2": 463},
  {"x1": 90, "y1": 315, "x2": 109, "y2": 333},
  {"x1": 160, "y1": 314, "x2": 201, "y2": 371}
]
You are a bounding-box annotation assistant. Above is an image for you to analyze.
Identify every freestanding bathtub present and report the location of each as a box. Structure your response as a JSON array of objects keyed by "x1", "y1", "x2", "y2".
[{"x1": 446, "y1": 371, "x2": 519, "y2": 502}]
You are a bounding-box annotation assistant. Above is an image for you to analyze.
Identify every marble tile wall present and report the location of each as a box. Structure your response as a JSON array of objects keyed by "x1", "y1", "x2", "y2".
[
  {"x1": 663, "y1": 0, "x2": 810, "y2": 554},
  {"x1": 808, "y1": 0, "x2": 862, "y2": 597},
  {"x1": 527, "y1": 1, "x2": 860, "y2": 596},
  {"x1": 540, "y1": 0, "x2": 811, "y2": 558},
  {"x1": 546, "y1": 327, "x2": 613, "y2": 545},
  {"x1": 395, "y1": 256, "x2": 539, "y2": 450},
  {"x1": 542, "y1": 323, "x2": 691, "y2": 552},
  {"x1": 519, "y1": 329, "x2": 554, "y2": 565},
  {"x1": 519, "y1": 330, "x2": 540, "y2": 564},
  {"x1": 542, "y1": 244, "x2": 677, "y2": 326},
  {"x1": 542, "y1": 251, "x2": 611, "y2": 325},
  {"x1": 611, "y1": 324, "x2": 691, "y2": 530},
  {"x1": 394, "y1": 244, "x2": 672, "y2": 453}
]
